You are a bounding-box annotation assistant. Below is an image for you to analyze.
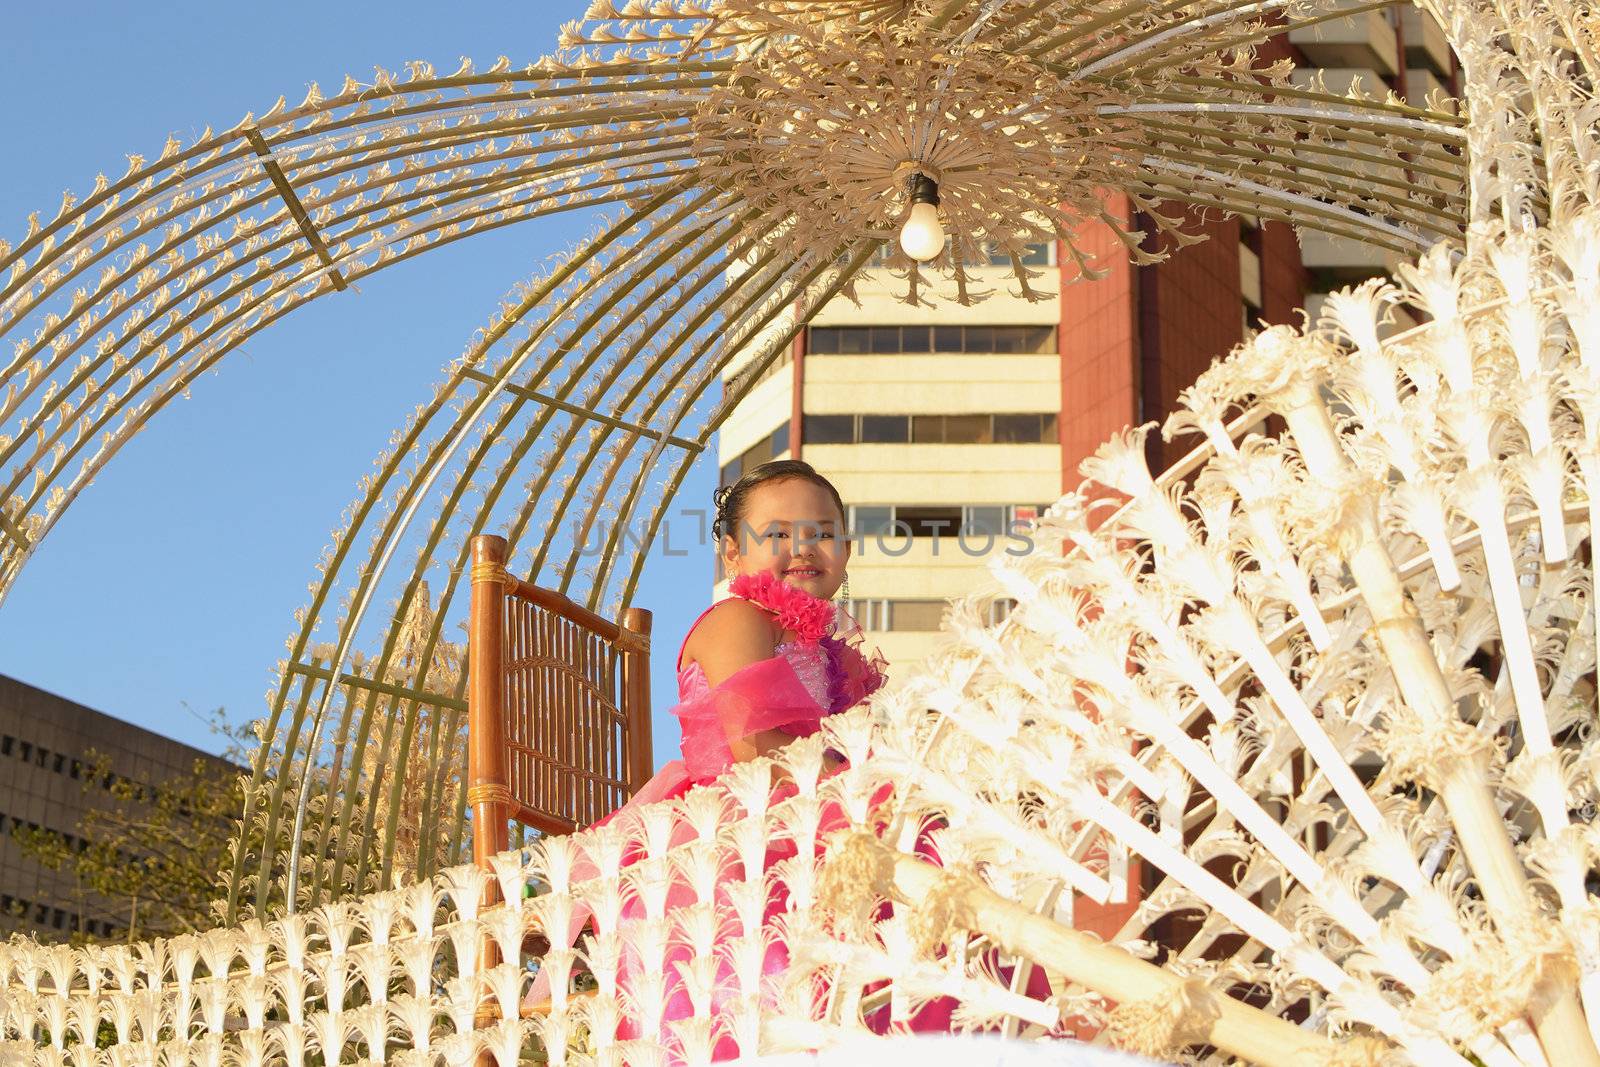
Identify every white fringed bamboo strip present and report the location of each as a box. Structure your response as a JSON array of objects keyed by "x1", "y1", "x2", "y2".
[
  {"x1": 1136, "y1": 157, "x2": 1438, "y2": 245},
  {"x1": 1070, "y1": 0, "x2": 1294, "y2": 78},
  {"x1": 0, "y1": 156, "x2": 686, "y2": 489},
  {"x1": 0, "y1": 172, "x2": 699, "y2": 543},
  {"x1": 1099, "y1": 101, "x2": 1467, "y2": 141},
  {"x1": 1271, "y1": 354, "x2": 1600, "y2": 1067},
  {"x1": 1105, "y1": 130, "x2": 1461, "y2": 223}
]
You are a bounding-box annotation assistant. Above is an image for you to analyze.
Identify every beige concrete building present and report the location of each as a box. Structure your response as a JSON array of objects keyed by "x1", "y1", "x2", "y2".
[{"x1": 716, "y1": 245, "x2": 1062, "y2": 674}]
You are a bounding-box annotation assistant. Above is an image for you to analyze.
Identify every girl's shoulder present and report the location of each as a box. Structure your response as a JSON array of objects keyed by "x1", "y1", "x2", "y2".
[
  {"x1": 698, "y1": 596, "x2": 779, "y2": 636},
  {"x1": 677, "y1": 596, "x2": 780, "y2": 672}
]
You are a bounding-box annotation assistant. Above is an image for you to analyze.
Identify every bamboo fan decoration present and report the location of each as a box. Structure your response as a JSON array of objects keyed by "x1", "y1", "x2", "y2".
[{"x1": 800, "y1": 225, "x2": 1600, "y2": 1065}]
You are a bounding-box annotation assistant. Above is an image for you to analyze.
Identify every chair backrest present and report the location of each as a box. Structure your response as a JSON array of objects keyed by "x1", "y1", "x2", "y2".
[{"x1": 467, "y1": 534, "x2": 652, "y2": 869}]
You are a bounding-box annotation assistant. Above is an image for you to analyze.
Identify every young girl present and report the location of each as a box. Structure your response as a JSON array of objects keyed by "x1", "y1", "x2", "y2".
[
  {"x1": 678, "y1": 460, "x2": 887, "y2": 782},
  {"x1": 522, "y1": 460, "x2": 888, "y2": 1052}
]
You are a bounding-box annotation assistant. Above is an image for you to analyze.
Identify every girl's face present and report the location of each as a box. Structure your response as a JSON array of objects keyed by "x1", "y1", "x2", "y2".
[{"x1": 721, "y1": 477, "x2": 850, "y2": 599}]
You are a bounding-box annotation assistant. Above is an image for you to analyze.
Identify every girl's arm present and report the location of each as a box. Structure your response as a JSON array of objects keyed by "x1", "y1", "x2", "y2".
[{"x1": 689, "y1": 599, "x2": 809, "y2": 762}]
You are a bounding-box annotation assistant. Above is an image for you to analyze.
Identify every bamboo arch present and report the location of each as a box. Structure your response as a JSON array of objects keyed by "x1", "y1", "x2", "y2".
[{"x1": 0, "y1": 1, "x2": 1472, "y2": 919}]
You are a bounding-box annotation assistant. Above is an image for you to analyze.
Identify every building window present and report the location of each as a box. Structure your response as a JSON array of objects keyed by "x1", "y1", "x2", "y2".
[
  {"x1": 994, "y1": 412, "x2": 1058, "y2": 443},
  {"x1": 719, "y1": 422, "x2": 793, "y2": 486},
  {"x1": 738, "y1": 439, "x2": 768, "y2": 476},
  {"x1": 850, "y1": 506, "x2": 894, "y2": 538},
  {"x1": 988, "y1": 598, "x2": 1019, "y2": 625},
  {"x1": 859, "y1": 415, "x2": 909, "y2": 443},
  {"x1": 835, "y1": 328, "x2": 870, "y2": 354},
  {"x1": 964, "y1": 506, "x2": 1007, "y2": 537},
  {"x1": 895, "y1": 507, "x2": 963, "y2": 538},
  {"x1": 808, "y1": 325, "x2": 1055, "y2": 355},
  {"x1": 943, "y1": 415, "x2": 992, "y2": 444},
  {"x1": 803, "y1": 413, "x2": 1056, "y2": 446},
  {"x1": 847, "y1": 504, "x2": 1039, "y2": 540},
  {"x1": 843, "y1": 598, "x2": 891, "y2": 631},
  {"x1": 805, "y1": 414, "x2": 854, "y2": 445},
  {"x1": 809, "y1": 329, "x2": 839, "y2": 353},
  {"x1": 910, "y1": 415, "x2": 944, "y2": 444},
  {"x1": 891, "y1": 600, "x2": 947, "y2": 631},
  {"x1": 990, "y1": 327, "x2": 1049, "y2": 353}
]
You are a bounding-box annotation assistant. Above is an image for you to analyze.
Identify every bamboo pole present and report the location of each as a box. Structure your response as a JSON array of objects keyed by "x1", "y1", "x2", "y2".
[
  {"x1": 469, "y1": 535, "x2": 513, "y2": 878},
  {"x1": 620, "y1": 607, "x2": 654, "y2": 795},
  {"x1": 823, "y1": 832, "x2": 1367, "y2": 1066}
]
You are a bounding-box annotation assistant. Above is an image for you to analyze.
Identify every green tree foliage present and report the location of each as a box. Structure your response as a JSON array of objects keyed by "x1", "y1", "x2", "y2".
[{"x1": 10, "y1": 708, "x2": 259, "y2": 942}]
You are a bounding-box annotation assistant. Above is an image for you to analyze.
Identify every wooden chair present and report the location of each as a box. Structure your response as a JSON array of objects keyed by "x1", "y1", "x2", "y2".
[
  {"x1": 467, "y1": 533, "x2": 653, "y2": 877},
  {"x1": 467, "y1": 535, "x2": 652, "y2": 1044}
]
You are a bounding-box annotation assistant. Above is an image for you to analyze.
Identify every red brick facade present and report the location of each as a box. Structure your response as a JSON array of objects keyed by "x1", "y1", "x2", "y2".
[
  {"x1": 1054, "y1": 192, "x2": 1306, "y2": 960},
  {"x1": 1058, "y1": 192, "x2": 1141, "y2": 490}
]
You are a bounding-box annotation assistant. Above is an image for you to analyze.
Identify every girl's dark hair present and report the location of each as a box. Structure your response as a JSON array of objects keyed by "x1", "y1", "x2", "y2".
[{"x1": 712, "y1": 459, "x2": 847, "y2": 544}]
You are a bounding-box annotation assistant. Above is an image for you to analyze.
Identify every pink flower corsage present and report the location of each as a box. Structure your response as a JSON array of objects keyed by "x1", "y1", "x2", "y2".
[{"x1": 728, "y1": 570, "x2": 835, "y2": 642}]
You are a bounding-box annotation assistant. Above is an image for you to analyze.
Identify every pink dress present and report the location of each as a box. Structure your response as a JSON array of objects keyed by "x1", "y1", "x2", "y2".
[
  {"x1": 598, "y1": 579, "x2": 889, "y2": 810},
  {"x1": 522, "y1": 574, "x2": 890, "y2": 1056}
]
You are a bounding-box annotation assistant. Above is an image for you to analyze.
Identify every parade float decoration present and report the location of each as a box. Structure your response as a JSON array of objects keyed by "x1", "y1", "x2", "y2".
[{"x1": 3, "y1": 1, "x2": 1600, "y2": 1064}]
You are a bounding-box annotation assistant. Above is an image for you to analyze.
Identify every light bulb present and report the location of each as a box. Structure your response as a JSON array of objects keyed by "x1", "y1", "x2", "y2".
[
  {"x1": 899, "y1": 202, "x2": 945, "y2": 261},
  {"x1": 898, "y1": 172, "x2": 944, "y2": 262}
]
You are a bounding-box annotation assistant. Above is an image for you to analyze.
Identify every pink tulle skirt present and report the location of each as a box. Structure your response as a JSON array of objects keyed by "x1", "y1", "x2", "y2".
[{"x1": 538, "y1": 761, "x2": 1048, "y2": 1062}]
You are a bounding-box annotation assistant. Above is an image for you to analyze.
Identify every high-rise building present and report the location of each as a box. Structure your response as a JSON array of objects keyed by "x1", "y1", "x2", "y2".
[
  {"x1": 716, "y1": 12, "x2": 1456, "y2": 688},
  {"x1": 0, "y1": 674, "x2": 233, "y2": 942},
  {"x1": 717, "y1": 239, "x2": 1065, "y2": 670}
]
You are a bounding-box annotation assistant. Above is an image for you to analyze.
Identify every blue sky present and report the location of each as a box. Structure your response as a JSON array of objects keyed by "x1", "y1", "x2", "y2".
[{"x1": 0, "y1": 1, "x2": 717, "y2": 763}]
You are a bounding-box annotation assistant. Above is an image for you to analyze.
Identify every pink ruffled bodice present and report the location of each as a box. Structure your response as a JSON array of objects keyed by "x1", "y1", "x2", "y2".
[{"x1": 672, "y1": 600, "x2": 888, "y2": 784}]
